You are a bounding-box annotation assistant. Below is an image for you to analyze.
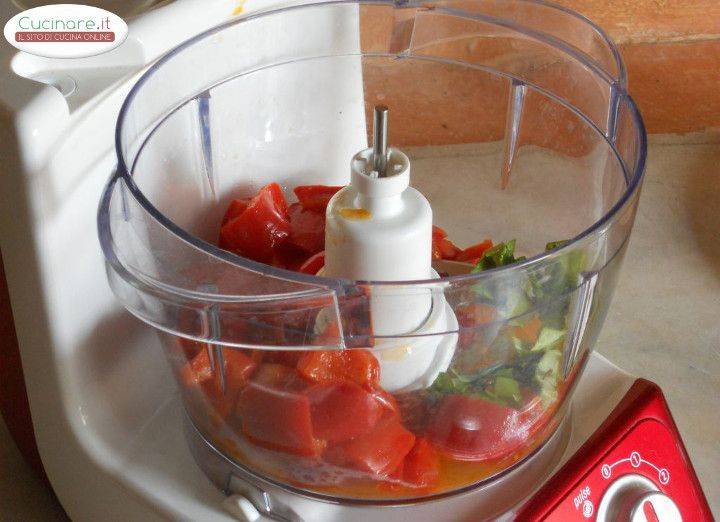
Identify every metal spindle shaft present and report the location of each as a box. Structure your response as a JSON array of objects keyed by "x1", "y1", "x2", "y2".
[{"x1": 373, "y1": 105, "x2": 389, "y2": 177}]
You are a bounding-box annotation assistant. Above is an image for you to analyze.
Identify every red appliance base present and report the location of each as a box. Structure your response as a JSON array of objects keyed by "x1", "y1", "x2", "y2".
[{"x1": 520, "y1": 379, "x2": 712, "y2": 521}]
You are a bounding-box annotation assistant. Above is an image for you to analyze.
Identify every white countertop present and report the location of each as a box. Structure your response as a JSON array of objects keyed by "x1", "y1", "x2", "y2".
[
  {"x1": 595, "y1": 134, "x2": 720, "y2": 512},
  {"x1": 1, "y1": 135, "x2": 718, "y2": 519}
]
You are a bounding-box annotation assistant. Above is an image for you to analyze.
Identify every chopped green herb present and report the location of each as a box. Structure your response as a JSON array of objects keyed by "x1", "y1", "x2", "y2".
[
  {"x1": 531, "y1": 327, "x2": 566, "y2": 352},
  {"x1": 545, "y1": 239, "x2": 567, "y2": 251},
  {"x1": 493, "y1": 374, "x2": 522, "y2": 406},
  {"x1": 431, "y1": 369, "x2": 472, "y2": 395},
  {"x1": 535, "y1": 349, "x2": 561, "y2": 407},
  {"x1": 471, "y1": 240, "x2": 521, "y2": 272},
  {"x1": 431, "y1": 351, "x2": 543, "y2": 407}
]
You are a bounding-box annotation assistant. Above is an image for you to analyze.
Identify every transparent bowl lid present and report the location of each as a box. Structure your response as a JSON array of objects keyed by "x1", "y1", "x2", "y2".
[{"x1": 98, "y1": 0, "x2": 646, "y2": 349}]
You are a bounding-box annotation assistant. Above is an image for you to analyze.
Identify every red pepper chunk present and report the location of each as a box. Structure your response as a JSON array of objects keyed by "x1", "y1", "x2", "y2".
[
  {"x1": 251, "y1": 363, "x2": 308, "y2": 392},
  {"x1": 181, "y1": 348, "x2": 256, "y2": 392},
  {"x1": 432, "y1": 237, "x2": 461, "y2": 260},
  {"x1": 324, "y1": 417, "x2": 415, "y2": 477},
  {"x1": 431, "y1": 225, "x2": 461, "y2": 260},
  {"x1": 180, "y1": 347, "x2": 257, "y2": 417},
  {"x1": 238, "y1": 367, "x2": 320, "y2": 456},
  {"x1": 402, "y1": 438, "x2": 440, "y2": 488},
  {"x1": 219, "y1": 183, "x2": 291, "y2": 264},
  {"x1": 297, "y1": 349, "x2": 380, "y2": 389},
  {"x1": 221, "y1": 197, "x2": 251, "y2": 226},
  {"x1": 306, "y1": 382, "x2": 383, "y2": 443},
  {"x1": 181, "y1": 347, "x2": 214, "y2": 387},
  {"x1": 287, "y1": 202, "x2": 326, "y2": 255},
  {"x1": 455, "y1": 240, "x2": 493, "y2": 264},
  {"x1": 298, "y1": 251, "x2": 325, "y2": 275},
  {"x1": 293, "y1": 185, "x2": 343, "y2": 213},
  {"x1": 432, "y1": 225, "x2": 448, "y2": 240},
  {"x1": 370, "y1": 387, "x2": 400, "y2": 419}
]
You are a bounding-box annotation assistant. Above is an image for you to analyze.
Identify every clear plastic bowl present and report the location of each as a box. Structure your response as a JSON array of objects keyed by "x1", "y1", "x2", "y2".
[{"x1": 98, "y1": 0, "x2": 645, "y2": 502}]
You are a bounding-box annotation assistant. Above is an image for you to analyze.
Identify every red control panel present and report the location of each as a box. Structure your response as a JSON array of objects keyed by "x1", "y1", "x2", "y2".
[{"x1": 519, "y1": 379, "x2": 713, "y2": 521}]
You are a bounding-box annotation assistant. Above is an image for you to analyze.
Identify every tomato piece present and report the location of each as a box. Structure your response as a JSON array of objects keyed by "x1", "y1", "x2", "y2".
[
  {"x1": 455, "y1": 240, "x2": 493, "y2": 264},
  {"x1": 272, "y1": 242, "x2": 308, "y2": 271},
  {"x1": 180, "y1": 347, "x2": 256, "y2": 391},
  {"x1": 297, "y1": 349, "x2": 380, "y2": 389},
  {"x1": 180, "y1": 347, "x2": 257, "y2": 418},
  {"x1": 264, "y1": 182, "x2": 288, "y2": 214},
  {"x1": 324, "y1": 417, "x2": 415, "y2": 476},
  {"x1": 221, "y1": 349, "x2": 258, "y2": 393},
  {"x1": 262, "y1": 350, "x2": 307, "y2": 367},
  {"x1": 432, "y1": 237, "x2": 461, "y2": 260},
  {"x1": 293, "y1": 185, "x2": 343, "y2": 213},
  {"x1": 371, "y1": 387, "x2": 400, "y2": 419},
  {"x1": 426, "y1": 395, "x2": 527, "y2": 462},
  {"x1": 298, "y1": 251, "x2": 325, "y2": 275},
  {"x1": 402, "y1": 438, "x2": 440, "y2": 488},
  {"x1": 238, "y1": 366, "x2": 319, "y2": 456},
  {"x1": 221, "y1": 198, "x2": 251, "y2": 226},
  {"x1": 288, "y1": 202, "x2": 325, "y2": 255},
  {"x1": 306, "y1": 382, "x2": 383, "y2": 443},
  {"x1": 219, "y1": 183, "x2": 291, "y2": 264},
  {"x1": 181, "y1": 347, "x2": 214, "y2": 387},
  {"x1": 432, "y1": 225, "x2": 448, "y2": 240},
  {"x1": 252, "y1": 363, "x2": 308, "y2": 392}
]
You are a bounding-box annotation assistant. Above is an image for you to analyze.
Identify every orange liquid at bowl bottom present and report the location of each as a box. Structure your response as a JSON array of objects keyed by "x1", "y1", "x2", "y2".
[{"x1": 205, "y1": 413, "x2": 562, "y2": 501}]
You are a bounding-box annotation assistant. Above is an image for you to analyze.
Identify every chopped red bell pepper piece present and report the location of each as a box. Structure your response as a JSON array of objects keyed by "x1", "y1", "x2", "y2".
[
  {"x1": 455, "y1": 239, "x2": 493, "y2": 264},
  {"x1": 298, "y1": 251, "x2": 325, "y2": 275},
  {"x1": 181, "y1": 347, "x2": 214, "y2": 387},
  {"x1": 180, "y1": 347, "x2": 256, "y2": 392},
  {"x1": 371, "y1": 387, "x2": 400, "y2": 419},
  {"x1": 432, "y1": 225, "x2": 448, "y2": 240},
  {"x1": 219, "y1": 183, "x2": 291, "y2": 264},
  {"x1": 297, "y1": 349, "x2": 380, "y2": 389},
  {"x1": 251, "y1": 363, "x2": 308, "y2": 392},
  {"x1": 272, "y1": 242, "x2": 308, "y2": 271},
  {"x1": 180, "y1": 347, "x2": 257, "y2": 417},
  {"x1": 293, "y1": 185, "x2": 343, "y2": 213},
  {"x1": 432, "y1": 237, "x2": 461, "y2": 260},
  {"x1": 221, "y1": 197, "x2": 251, "y2": 226}
]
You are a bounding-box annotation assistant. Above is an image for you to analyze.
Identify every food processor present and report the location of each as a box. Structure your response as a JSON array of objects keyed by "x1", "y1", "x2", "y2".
[{"x1": 0, "y1": 0, "x2": 712, "y2": 520}]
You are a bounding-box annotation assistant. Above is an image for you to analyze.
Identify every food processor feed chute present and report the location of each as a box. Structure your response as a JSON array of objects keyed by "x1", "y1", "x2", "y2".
[{"x1": 324, "y1": 107, "x2": 457, "y2": 392}]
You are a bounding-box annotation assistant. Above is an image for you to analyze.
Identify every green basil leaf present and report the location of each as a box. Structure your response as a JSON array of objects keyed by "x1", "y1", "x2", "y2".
[{"x1": 494, "y1": 375, "x2": 522, "y2": 406}]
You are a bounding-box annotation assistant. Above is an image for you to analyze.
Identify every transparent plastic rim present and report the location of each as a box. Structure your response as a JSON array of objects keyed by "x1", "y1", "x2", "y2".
[{"x1": 100, "y1": 0, "x2": 647, "y2": 301}]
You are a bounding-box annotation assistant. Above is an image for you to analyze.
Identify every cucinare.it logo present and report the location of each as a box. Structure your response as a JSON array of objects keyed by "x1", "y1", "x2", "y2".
[{"x1": 4, "y1": 4, "x2": 128, "y2": 58}]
